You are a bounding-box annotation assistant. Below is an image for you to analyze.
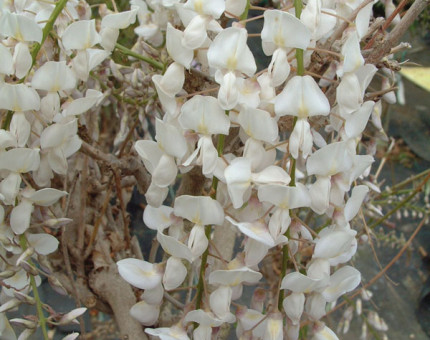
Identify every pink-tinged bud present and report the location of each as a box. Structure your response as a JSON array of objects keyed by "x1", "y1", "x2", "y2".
[
  {"x1": 58, "y1": 307, "x2": 87, "y2": 325},
  {"x1": 0, "y1": 298, "x2": 21, "y2": 313},
  {"x1": 251, "y1": 288, "x2": 266, "y2": 312}
]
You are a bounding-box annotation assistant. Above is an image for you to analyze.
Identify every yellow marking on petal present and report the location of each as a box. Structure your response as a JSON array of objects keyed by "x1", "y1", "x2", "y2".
[
  {"x1": 195, "y1": 0, "x2": 203, "y2": 14},
  {"x1": 274, "y1": 32, "x2": 285, "y2": 48},
  {"x1": 298, "y1": 101, "x2": 309, "y2": 119},
  {"x1": 227, "y1": 55, "x2": 237, "y2": 71},
  {"x1": 15, "y1": 29, "x2": 23, "y2": 42}
]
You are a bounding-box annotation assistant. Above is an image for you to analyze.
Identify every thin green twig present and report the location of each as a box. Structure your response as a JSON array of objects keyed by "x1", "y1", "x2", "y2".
[
  {"x1": 368, "y1": 173, "x2": 430, "y2": 229},
  {"x1": 115, "y1": 43, "x2": 164, "y2": 70},
  {"x1": 195, "y1": 133, "x2": 226, "y2": 310},
  {"x1": 19, "y1": 235, "x2": 49, "y2": 340},
  {"x1": 294, "y1": 0, "x2": 304, "y2": 76}
]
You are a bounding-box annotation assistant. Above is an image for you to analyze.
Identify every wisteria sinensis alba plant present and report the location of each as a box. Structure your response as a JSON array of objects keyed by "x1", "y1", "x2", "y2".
[{"x1": 0, "y1": 0, "x2": 428, "y2": 339}]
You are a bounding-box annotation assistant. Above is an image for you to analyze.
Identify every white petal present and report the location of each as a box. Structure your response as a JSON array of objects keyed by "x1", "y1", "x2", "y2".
[
  {"x1": 283, "y1": 293, "x2": 305, "y2": 325},
  {"x1": 180, "y1": 95, "x2": 230, "y2": 135},
  {"x1": 134, "y1": 140, "x2": 162, "y2": 174},
  {"x1": 218, "y1": 71, "x2": 240, "y2": 110},
  {"x1": 166, "y1": 23, "x2": 193, "y2": 68},
  {"x1": 157, "y1": 231, "x2": 193, "y2": 263},
  {"x1": 117, "y1": 258, "x2": 162, "y2": 290},
  {"x1": 184, "y1": 0, "x2": 225, "y2": 18},
  {"x1": 26, "y1": 188, "x2": 67, "y2": 206},
  {"x1": 258, "y1": 183, "x2": 310, "y2": 210},
  {"x1": 313, "y1": 229, "x2": 356, "y2": 259},
  {"x1": 174, "y1": 195, "x2": 224, "y2": 226},
  {"x1": 160, "y1": 62, "x2": 185, "y2": 96},
  {"x1": 261, "y1": 10, "x2": 310, "y2": 51},
  {"x1": 61, "y1": 20, "x2": 101, "y2": 50},
  {"x1": 130, "y1": 300, "x2": 160, "y2": 326},
  {"x1": 142, "y1": 283, "x2": 164, "y2": 305},
  {"x1": 182, "y1": 15, "x2": 208, "y2": 50},
  {"x1": 345, "y1": 101, "x2": 374, "y2": 138},
  {"x1": 210, "y1": 285, "x2": 235, "y2": 322},
  {"x1": 275, "y1": 76, "x2": 329, "y2": 118},
  {"x1": 322, "y1": 266, "x2": 361, "y2": 302},
  {"x1": 307, "y1": 142, "x2": 352, "y2": 176},
  {"x1": 224, "y1": 157, "x2": 252, "y2": 209},
  {"x1": 143, "y1": 205, "x2": 174, "y2": 231},
  {"x1": 0, "y1": 44, "x2": 14, "y2": 75},
  {"x1": 312, "y1": 325, "x2": 339, "y2": 340},
  {"x1": 145, "y1": 182, "x2": 168, "y2": 208},
  {"x1": 101, "y1": 9, "x2": 137, "y2": 29},
  {"x1": 62, "y1": 89, "x2": 103, "y2": 116},
  {"x1": 280, "y1": 272, "x2": 319, "y2": 293},
  {"x1": 188, "y1": 224, "x2": 208, "y2": 259},
  {"x1": 225, "y1": 0, "x2": 247, "y2": 17},
  {"x1": 344, "y1": 185, "x2": 369, "y2": 221},
  {"x1": 185, "y1": 310, "x2": 223, "y2": 327},
  {"x1": 32, "y1": 61, "x2": 76, "y2": 92},
  {"x1": 0, "y1": 11, "x2": 42, "y2": 43},
  {"x1": 305, "y1": 293, "x2": 327, "y2": 321},
  {"x1": 244, "y1": 238, "x2": 269, "y2": 267},
  {"x1": 268, "y1": 48, "x2": 290, "y2": 87},
  {"x1": 208, "y1": 27, "x2": 256, "y2": 76},
  {"x1": 10, "y1": 200, "x2": 34, "y2": 234},
  {"x1": 209, "y1": 267, "x2": 262, "y2": 286},
  {"x1": 238, "y1": 107, "x2": 278, "y2": 143},
  {"x1": 340, "y1": 32, "x2": 364, "y2": 76},
  {"x1": 0, "y1": 148, "x2": 40, "y2": 173},
  {"x1": 163, "y1": 257, "x2": 187, "y2": 290},
  {"x1": 289, "y1": 118, "x2": 313, "y2": 159},
  {"x1": 0, "y1": 172, "x2": 21, "y2": 205},
  {"x1": 152, "y1": 154, "x2": 178, "y2": 188},
  {"x1": 200, "y1": 136, "x2": 218, "y2": 176},
  {"x1": 58, "y1": 308, "x2": 87, "y2": 325},
  {"x1": 226, "y1": 216, "x2": 275, "y2": 247},
  {"x1": 155, "y1": 119, "x2": 187, "y2": 159},
  {"x1": 336, "y1": 73, "x2": 362, "y2": 115},
  {"x1": 10, "y1": 112, "x2": 30, "y2": 147},
  {"x1": 13, "y1": 42, "x2": 31, "y2": 79},
  {"x1": 27, "y1": 233, "x2": 59, "y2": 255},
  {"x1": 0, "y1": 84, "x2": 40, "y2": 112}
]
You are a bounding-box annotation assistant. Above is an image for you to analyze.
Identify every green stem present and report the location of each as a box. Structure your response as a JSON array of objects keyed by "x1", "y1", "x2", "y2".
[
  {"x1": 1, "y1": 112, "x2": 13, "y2": 130},
  {"x1": 19, "y1": 235, "x2": 49, "y2": 340},
  {"x1": 195, "y1": 133, "x2": 226, "y2": 310},
  {"x1": 31, "y1": 0, "x2": 69, "y2": 67},
  {"x1": 294, "y1": 0, "x2": 304, "y2": 76},
  {"x1": 384, "y1": 168, "x2": 430, "y2": 196},
  {"x1": 278, "y1": 237, "x2": 290, "y2": 310},
  {"x1": 115, "y1": 43, "x2": 164, "y2": 70},
  {"x1": 368, "y1": 173, "x2": 430, "y2": 229},
  {"x1": 240, "y1": 0, "x2": 251, "y2": 21},
  {"x1": 278, "y1": 120, "x2": 299, "y2": 310}
]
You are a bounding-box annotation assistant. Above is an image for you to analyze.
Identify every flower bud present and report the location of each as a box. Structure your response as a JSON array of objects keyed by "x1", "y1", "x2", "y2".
[
  {"x1": 13, "y1": 291, "x2": 35, "y2": 305},
  {"x1": 10, "y1": 318, "x2": 37, "y2": 329},
  {"x1": 0, "y1": 298, "x2": 21, "y2": 313},
  {"x1": 0, "y1": 270, "x2": 16, "y2": 279},
  {"x1": 16, "y1": 247, "x2": 34, "y2": 266}
]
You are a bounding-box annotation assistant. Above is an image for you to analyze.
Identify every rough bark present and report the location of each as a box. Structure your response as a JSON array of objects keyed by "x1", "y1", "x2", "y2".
[{"x1": 89, "y1": 265, "x2": 147, "y2": 340}]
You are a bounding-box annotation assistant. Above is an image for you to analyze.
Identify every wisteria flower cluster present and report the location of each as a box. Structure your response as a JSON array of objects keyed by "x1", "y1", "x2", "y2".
[{"x1": 0, "y1": 0, "x2": 427, "y2": 339}]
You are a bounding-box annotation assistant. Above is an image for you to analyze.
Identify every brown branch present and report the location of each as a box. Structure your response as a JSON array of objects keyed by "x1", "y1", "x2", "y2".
[
  {"x1": 323, "y1": 0, "x2": 375, "y2": 49},
  {"x1": 80, "y1": 141, "x2": 150, "y2": 194},
  {"x1": 89, "y1": 264, "x2": 147, "y2": 339},
  {"x1": 366, "y1": 0, "x2": 430, "y2": 64}
]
